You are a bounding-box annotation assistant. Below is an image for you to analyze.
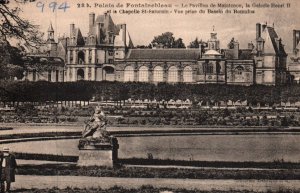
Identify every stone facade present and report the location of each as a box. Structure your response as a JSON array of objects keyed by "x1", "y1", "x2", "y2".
[
  {"x1": 254, "y1": 23, "x2": 287, "y2": 85},
  {"x1": 64, "y1": 12, "x2": 132, "y2": 82},
  {"x1": 23, "y1": 13, "x2": 291, "y2": 86}
]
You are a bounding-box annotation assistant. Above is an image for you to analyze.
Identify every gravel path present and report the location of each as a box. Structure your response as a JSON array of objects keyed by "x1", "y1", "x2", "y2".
[{"x1": 12, "y1": 175, "x2": 300, "y2": 192}]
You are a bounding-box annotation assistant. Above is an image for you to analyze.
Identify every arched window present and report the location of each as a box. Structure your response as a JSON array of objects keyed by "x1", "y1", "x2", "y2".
[
  {"x1": 124, "y1": 66, "x2": 134, "y2": 82},
  {"x1": 153, "y1": 66, "x2": 163, "y2": 82},
  {"x1": 77, "y1": 69, "x2": 84, "y2": 81},
  {"x1": 168, "y1": 66, "x2": 178, "y2": 83},
  {"x1": 103, "y1": 66, "x2": 115, "y2": 81},
  {"x1": 183, "y1": 66, "x2": 193, "y2": 82},
  {"x1": 138, "y1": 66, "x2": 149, "y2": 82},
  {"x1": 235, "y1": 66, "x2": 244, "y2": 81}
]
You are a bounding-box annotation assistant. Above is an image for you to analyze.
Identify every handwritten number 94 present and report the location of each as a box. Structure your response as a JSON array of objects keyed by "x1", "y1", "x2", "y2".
[{"x1": 36, "y1": 1, "x2": 70, "y2": 12}]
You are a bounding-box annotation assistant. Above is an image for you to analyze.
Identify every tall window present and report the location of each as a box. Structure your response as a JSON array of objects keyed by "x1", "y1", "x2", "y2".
[
  {"x1": 124, "y1": 66, "x2": 134, "y2": 82},
  {"x1": 138, "y1": 66, "x2": 149, "y2": 82},
  {"x1": 56, "y1": 70, "x2": 59, "y2": 82},
  {"x1": 183, "y1": 66, "x2": 193, "y2": 82},
  {"x1": 32, "y1": 70, "x2": 36, "y2": 81},
  {"x1": 168, "y1": 66, "x2": 178, "y2": 83},
  {"x1": 48, "y1": 70, "x2": 52, "y2": 82},
  {"x1": 203, "y1": 63, "x2": 214, "y2": 74},
  {"x1": 70, "y1": 50, "x2": 73, "y2": 63},
  {"x1": 78, "y1": 51, "x2": 85, "y2": 65},
  {"x1": 88, "y1": 50, "x2": 92, "y2": 64},
  {"x1": 153, "y1": 66, "x2": 163, "y2": 82}
]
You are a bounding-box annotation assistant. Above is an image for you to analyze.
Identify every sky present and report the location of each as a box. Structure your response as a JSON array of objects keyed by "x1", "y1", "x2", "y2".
[{"x1": 9, "y1": 0, "x2": 300, "y2": 52}]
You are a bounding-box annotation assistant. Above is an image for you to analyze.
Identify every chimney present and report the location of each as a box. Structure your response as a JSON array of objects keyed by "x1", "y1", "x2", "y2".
[
  {"x1": 70, "y1": 23, "x2": 75, "y2": 37},
  {"x1": 96, "y1": 22, "x2": 101, "y2": 44},
  {"x1": 256, "y1": 23, "x2": 261, "y2": 40},
  {"x1": 233, "y1": 41, "x2": 239, "y2": 59},
  {"x1": 121, "y1": 24, "x2": 126, "y2": 45},
  {"x1": 89, "y1": 12, "x2": 95, "y2": 33}
]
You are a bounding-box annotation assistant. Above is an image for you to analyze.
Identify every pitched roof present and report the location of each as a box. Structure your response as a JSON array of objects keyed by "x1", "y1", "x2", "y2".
[
  {"x1": 125, "y1": 49, "x2": 201, "y2": 61},
  {"x1": 69, "y1": 28, "x2": 85, "y2": 46},
  {"x1": 48, "y1": 22, "x2": 54, "y2": 32},
  {"x1": 57, "y1": 38, "x2": 67, "y2": 51},
  {"x1": 263, "y1": 27, "x2": 287, "y2": 56},
  {"x1": 95, "y1": 14, "x2": 118, "y2": 34}
]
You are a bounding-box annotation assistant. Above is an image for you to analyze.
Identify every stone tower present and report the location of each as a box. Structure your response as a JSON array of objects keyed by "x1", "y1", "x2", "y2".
[{"x1": 207, "y1": 26, "x2": 220, "y2": 51}]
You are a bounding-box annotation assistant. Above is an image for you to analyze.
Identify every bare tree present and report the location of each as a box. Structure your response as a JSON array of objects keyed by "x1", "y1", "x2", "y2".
[
  {"x1": 0, "y1": 0, "x2": 44, "y2": 48},
  {"x1": 0, "y1": 1, "x2": 47, "y2": 79}
]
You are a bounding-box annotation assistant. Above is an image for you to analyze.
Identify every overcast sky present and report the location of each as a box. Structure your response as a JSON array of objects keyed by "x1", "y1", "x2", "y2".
[{"x1": 12, "y1": 0, "x2": 300, "y2": 52}]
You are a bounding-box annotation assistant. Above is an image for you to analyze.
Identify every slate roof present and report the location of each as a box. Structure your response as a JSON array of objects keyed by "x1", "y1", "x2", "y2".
[
  {"x1": 57, "y1": 38, "x2": 67, "y2": 51},
  {"x1": 95, "y1": 14, "x2": 118, "y2": 34},
  {"x1": 70, "y1": 28, "x2": 85, "y2": 46},
  {"x1": 125, "y1": 49, "x2": 201, "y2": 61},
  {"x1": 265, "y1": 27, "x2": 287, "y2": 56}
]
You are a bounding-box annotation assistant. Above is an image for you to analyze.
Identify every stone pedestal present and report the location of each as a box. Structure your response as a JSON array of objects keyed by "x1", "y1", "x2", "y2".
[{"x1": 77, "y1": 137, "x2": 118, "y2": 167}]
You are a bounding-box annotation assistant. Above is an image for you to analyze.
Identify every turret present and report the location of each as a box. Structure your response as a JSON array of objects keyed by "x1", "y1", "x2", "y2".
[{"x1": 47, "y1": 22, "x2": 54, "y2": 41}]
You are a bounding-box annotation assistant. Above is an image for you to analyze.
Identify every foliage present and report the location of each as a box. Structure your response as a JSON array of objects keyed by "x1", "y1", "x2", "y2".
[
  {"x1": 189, "y1": 37, "x2": 200, "y2": 48},
  {"x1": 151, "y1": 32, "x2": 186, "y2": 48},
  {"x1": 15, "y1": 152, "x2": 78, "y2": 162},
  {"x1": 16, "y1": 164, "x2": 300, "y2": 180},
  {"x1": 1, "y1": 81, "x2": 300, "y2": 105},
  {"x1": 10, "y1": 186, "x2": 300, "y2": 193},
  {"x1": 0, "y1": 42, "x2": 25, "y2": 79}
]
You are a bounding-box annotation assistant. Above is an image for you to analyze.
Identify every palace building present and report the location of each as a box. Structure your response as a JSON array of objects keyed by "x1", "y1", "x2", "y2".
[
  {"x1": 23, "y1": 12, "x2": 290, "y2": 86},
  {"x1": 24, "y1": 12, "x2": 133, "y2": 82}
]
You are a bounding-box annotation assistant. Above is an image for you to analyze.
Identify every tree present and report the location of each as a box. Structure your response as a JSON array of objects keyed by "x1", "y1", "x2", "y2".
[
  {"x1": 0, "y1": 1, "x2": 45, "y2": 79},
  {"x1": 0, "y1": 1, "x2": 44, "y2": 48},
  {"x1": 173, "y1": 38, "x2": 185, "y2": 48},
  {"x1": 0, "y1": 41, "x2": 25, "y2": 79},
  {"x1": 188, "y1": 37, "x2": 201, "y2": 48},
  {"x1": 151, "y1": 32, "x2": 185, "y2": 48}
]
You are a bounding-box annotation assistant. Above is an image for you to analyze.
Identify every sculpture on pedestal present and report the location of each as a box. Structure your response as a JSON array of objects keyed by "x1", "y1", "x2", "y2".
[
  {"x1": 78, "y1": 106, "x2": 111, "y2": 149},
  {"x1": 77, "y1": 106, "x2": 119, "y2": 167}
]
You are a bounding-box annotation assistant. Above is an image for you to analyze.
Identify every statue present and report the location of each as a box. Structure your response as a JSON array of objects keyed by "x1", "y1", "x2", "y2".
[
  {"x1": 82, "y1": 106, "x2": 109, "y2": 139},
  {"x1": 77, "y1": 106, "x2": 119, "y2": 167},
  {"x1": 78, "y1": 106, "x2": 110, "y2": 149}
]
